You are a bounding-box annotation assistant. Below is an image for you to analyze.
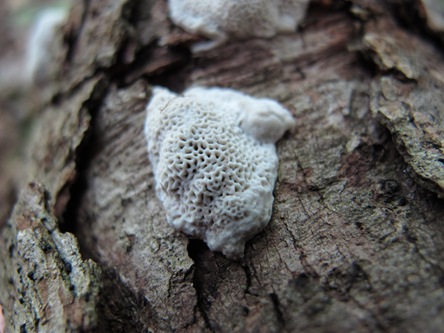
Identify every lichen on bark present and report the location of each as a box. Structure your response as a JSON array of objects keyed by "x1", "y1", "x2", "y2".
[
  {"x1": 364, "y1": 20, "x2": 444, "y2": 197},
  {"x1": 0, "y1": 182, "x2": 101, "y2": 332}
]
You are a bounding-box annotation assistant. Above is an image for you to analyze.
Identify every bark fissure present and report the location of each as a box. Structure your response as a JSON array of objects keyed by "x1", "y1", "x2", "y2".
[
  {"x1": 240, "y1": 263, "x2": 258, "y2": 297},
  {"x1": 280, "y1": 215, "x2": 318, "y2": 278},
  {"x1": 59, "y1": 79, "x2": 109, "y2": 251},
  {"x1": 187, "y1": 239, "x2": 216, "y2": 333},
  {"x1": 65, "y1": 0, "x2": 90, "y2": 63},
  {"x1": 269, "y1": 292, "x2": 286, "y2": 332}
]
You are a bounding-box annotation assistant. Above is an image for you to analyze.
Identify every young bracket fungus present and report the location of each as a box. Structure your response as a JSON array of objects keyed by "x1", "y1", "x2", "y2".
[
  {"x1": 144, "y1": 87, "x2": 295, "y2": 259},
  {"x1": 168, "y1": 0, "x2": 310, "y2": 50}
]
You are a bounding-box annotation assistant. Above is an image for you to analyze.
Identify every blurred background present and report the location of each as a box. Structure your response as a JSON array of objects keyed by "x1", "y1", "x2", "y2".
[{"x1": 0, "y1": 0, "x2": 71, "y2": 229}]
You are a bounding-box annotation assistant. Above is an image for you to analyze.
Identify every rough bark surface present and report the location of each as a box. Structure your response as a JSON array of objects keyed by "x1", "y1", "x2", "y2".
[
  {"x1": 1, "y1": 0, "x2": 444, "y2": 332},
  {"x1": 0, "y1": 183, "x2": 101, "y2": 332}
]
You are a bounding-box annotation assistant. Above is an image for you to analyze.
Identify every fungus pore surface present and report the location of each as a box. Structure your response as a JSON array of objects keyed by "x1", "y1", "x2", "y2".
[
  {"x1": 168, "y1": 0, "x2": 310, "y2": 50},
  {"x1": 144, "y1": 87, "x2": 295, "y2": 259}
]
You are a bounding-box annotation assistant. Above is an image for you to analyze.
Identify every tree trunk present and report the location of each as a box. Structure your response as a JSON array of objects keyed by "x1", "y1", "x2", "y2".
[{"x1": 1, "y1": 0, "x2": 444, "y2": 332}]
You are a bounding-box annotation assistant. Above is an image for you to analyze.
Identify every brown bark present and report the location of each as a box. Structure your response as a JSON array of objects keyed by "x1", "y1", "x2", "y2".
[{"x1": 1, "y1": 0, "x2": 444, "y2": 332}]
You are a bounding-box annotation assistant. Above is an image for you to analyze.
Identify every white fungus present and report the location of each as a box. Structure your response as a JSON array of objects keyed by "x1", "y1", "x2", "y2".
[
  {"x1": 168, "y1": 0, "x2": 310, "y2": 50},
  {"x1": 144, "y1": 87, "x2": 294, "y2": 259},
  {"x1": 26, "y1": 8, "x2": 67, "y2": 83}
]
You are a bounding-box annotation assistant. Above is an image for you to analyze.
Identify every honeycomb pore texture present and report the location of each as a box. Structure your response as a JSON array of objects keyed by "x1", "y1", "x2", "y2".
[{"x1": 144, "y1": 86, "x2": 294, "y2": 259}]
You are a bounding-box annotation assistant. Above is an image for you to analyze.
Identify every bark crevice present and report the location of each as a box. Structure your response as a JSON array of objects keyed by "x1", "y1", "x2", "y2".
[{"x1": 187, "y1": 239, "x2": 216, "y2": 333}]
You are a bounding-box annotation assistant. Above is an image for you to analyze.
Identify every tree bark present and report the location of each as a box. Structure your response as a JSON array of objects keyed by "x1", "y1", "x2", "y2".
[{"x1": 1, "y1": 0, "x2": 444, "y2": 332}]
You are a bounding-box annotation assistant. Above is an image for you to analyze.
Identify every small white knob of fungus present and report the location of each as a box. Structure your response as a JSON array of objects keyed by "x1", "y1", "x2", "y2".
[
  {"x1": 144, "y1": 86, "x2": 295, "y2": 259},
  {"x1": 238, "y1": 99, "x2": 296, "y2": 143}
]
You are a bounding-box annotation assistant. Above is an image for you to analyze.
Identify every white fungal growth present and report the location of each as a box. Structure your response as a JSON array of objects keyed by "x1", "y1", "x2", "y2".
[
  {"x1": 144, "y1": 86, "x2": 294, "y2": 259},
  {"x1": 26, "y1": 8, "x2": 67, "y2": 83},
  {"x1": 168, "y1": 0, "x2": 310, "y2": 50}
]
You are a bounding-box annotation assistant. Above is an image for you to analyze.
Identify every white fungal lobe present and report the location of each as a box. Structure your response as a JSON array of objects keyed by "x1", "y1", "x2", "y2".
[
  {"x1": 168, "y1": 0, "x2": 309, "y2": 48},
  {"x1": 26, "y1": 8, "x2": 67, "y2": 83},
  {"x1": 144, "y1": 87, "x2": 295, "y2": 259}
]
